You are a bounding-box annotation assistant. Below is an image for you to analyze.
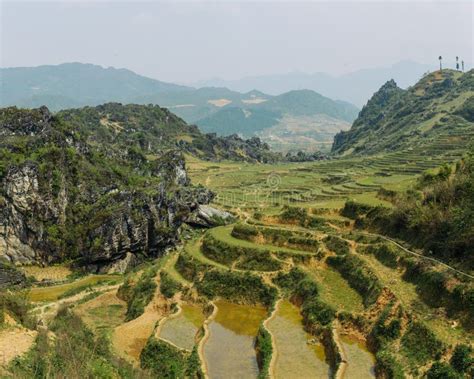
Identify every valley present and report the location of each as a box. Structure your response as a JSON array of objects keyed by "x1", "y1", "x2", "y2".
[{"x1": 1, "y1": 70, "x2": 473, "y2": 379}]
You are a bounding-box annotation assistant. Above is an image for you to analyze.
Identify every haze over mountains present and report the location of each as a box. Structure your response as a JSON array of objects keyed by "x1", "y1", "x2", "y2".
[{"x1": 193, "y1": 61, "x2": 438, "y2": 108}]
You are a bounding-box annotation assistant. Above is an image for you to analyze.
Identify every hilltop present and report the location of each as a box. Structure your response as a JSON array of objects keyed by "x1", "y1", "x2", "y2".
[
  {"x1": 332, "y1": 69, "x2": 474, "y2": 156},
  {"x1": 0, "y1": 63, "x2": 359, "y2": 153}
]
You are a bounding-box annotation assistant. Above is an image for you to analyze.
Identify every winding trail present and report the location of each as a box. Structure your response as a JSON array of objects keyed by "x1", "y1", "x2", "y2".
[{"x1": 361, "y1": 231, "x2": 474, "y2": 280}]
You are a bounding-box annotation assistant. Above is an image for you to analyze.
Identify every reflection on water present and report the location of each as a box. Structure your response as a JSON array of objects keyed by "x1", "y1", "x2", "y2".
[
  {"x1": 268, "y1": 300, "x2": 330, "y2": 379},
  {"x1": 340, "y1": 335, "x2": 376, "y2": 378},
  {"x1": 204, "y1": 301, "x2": 267, "y2": 379},
  {"x1": 158, "y1": 304, "x2": 205, "y2": 350}
]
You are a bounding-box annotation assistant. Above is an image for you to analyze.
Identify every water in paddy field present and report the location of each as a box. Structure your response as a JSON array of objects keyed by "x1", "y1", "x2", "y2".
[
  {"x1": 340, "y1": 335, "x2": 376, "y2": 378},
  {"x1": 267, "y1": 300, "x2": 331, "y2": 379},
  {"x1": 204, "y1": 300, "x2": 267, "y2": 379},
  {"x1": 158, "y1": 304, "x2": 205, "y2": 351}
]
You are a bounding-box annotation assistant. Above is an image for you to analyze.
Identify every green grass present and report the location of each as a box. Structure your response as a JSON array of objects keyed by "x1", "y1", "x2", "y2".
[
  {"x1": 305, "y1": 265, "x2": 364, "y2": 314},
  {"x1": 28, "y1": 274, "x2": 120, "y2": 302}
]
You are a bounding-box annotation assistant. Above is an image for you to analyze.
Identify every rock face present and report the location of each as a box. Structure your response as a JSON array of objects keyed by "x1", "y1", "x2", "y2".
[
  {"x1": 186, "y1": 205, "x2": 235, "y2": 227},
  {"x1": 0, "y1": 105, "x2": 215, "y2": 272}
]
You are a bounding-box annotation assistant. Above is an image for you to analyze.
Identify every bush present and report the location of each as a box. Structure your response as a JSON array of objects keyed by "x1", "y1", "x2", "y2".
[
  {"x1": 197, "y1": 270, "x2": 277, "y2": 307},
  {"x1": 375, "y1": 350, "x2": 405, "y2": 379},
  {"x1": 202, "y1": 231, "x2": 281, "y2": 272},
  {"x1": 401, "y1": 322, "x2": 444, "y2": 364},
  {"x1": 450, "y1": 344, "x2": 473, "y2": 374},
  {"x1": 301, "y1": 299, "x2": 336, "y2": 326},
  {"x1": 426, "y1": 362, "x2": 461, "y2": 379},
  {"x1": 341, "y1": 200, "x2": 375, "y2": 219},
  {"x1": 176, "y1": 252, "x2": 211, "y2": 282},
  {"x1": 118, "y1": 266, "x2": 157, "y2": 321},
  {"x1": 324, "y1": 235, "x2": 350, "y2": 255},
  {"x1": 0, "y1": 291, "x2": 35, "y2": 329},
  {"x1": 140, "y1": 337, "x2": 187, "y2": 378},
  {"x1": 368, "y1": 243, "x2": 400, "y2": 268},
  {"x1": 160, "y1": 271, "x2": 183, "y2": 298},
  {"x1": 255, "y1": 325, "x2": 273, "y2": 379}
]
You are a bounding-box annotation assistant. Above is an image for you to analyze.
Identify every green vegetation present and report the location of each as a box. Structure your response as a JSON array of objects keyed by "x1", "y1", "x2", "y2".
[
  {"x1": 333, "y1": 70, "x2": 474, "y2": 155},
  {"x1": 140, "y1": 337, "x2": 202, "y2": 378},
  {"x1": 362, "y1": 155, "x2": 474, "y2": 269},
  {"x1": 327, "y1": 254, "x2": 382, "y2": 306},
  {"x1": 10, "y1": 307, "x2": 141, "y2": 378},
  {"x1": 323, "y1": 235, "x2": 350, "y2": 255},
  {"x1": 159, "y1": 271, "x2": 183, "y2": 299},
  {"x1": 401, "y1": 322, "x2": 444, "y2": 364},
  {"x1": 197, "y1": 270, "x2": 277, "y2": 307},
  {"x1": 274, "y1": 268, "x2": 335, "y2": 328},
  {"x1": 118, "y1": 266, "x2": 157, "y2": 321},
  {"x1": 255, "y1": 325, "x2": 273, "y2": 379},
  {"x1": 0, "y1": 291, "x2": 35, "y2": 329},
  {"x1": 450, "y1": 344, "x2": 473, "y2": 375}
]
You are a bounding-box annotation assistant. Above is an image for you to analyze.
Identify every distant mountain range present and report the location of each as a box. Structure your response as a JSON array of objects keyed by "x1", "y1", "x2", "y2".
[
  {"x1": 0, "y1": 62, "x2": 359, "y2": 152},
  {"x1": 192, "y1": 61, "x2": 439, "y2": 107}
]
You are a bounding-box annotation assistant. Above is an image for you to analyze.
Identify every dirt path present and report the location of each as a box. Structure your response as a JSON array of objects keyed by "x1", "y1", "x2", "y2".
[
  {"x1": 361, "y1": 231, "x2": 474, "y2": 280},
  {"x1": 262, "y1": 299, "x2": 280, "y2": 379},
  {"x1": 111, "y1": 276, "x2": 170, "y2": 366},
  {"x1": 32, "y1": 283, "x2": 121, "y2": 324}
]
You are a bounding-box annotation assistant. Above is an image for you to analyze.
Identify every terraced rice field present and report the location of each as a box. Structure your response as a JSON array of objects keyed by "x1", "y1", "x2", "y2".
[{"x1": 24, "y1": 146, "x2": 472, "y2": 378}]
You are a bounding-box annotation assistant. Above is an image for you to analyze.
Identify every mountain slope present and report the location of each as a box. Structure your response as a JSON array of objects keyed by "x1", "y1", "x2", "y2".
[
  {"x1": 195, "y1": 89, "x2": 359, "y2": 152},
  {"x1": 332, "y1": 69, "x2": 474, "y2": 156}
]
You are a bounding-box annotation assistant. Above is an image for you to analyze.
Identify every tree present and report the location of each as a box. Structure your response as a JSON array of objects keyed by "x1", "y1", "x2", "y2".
[
  {"x1": 456, "y1": 56, "x2": 459, "y2": 70},
  {"x1": 439, "y1": 56, "x2": 443, "y2": 71}
]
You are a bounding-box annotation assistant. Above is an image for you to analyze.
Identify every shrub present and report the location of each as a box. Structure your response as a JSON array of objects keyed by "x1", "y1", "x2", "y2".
[
  {"x1": 140, "y1": 337, "x2": 187, "y2": 378},
  {"x1": 176, "y1": 252, "x2": 211, "y2": 282},
  {"x1": 10, "y1": 307, "x2": 139, "y2": 378},
  {"x1": 301, "y1": 298, "x2": 336, "y2": 326},
  {"x1": 160, "y1": 271, "x2": 182, "y2": 298},
  {"x1": 324, "y1": 235, "x2": 350, "y2": 255},
  {"x1": 255, "y1": 325, "x2": 273, "y2": 379},
  {"x1": 368, "y1": 243, "x2": 399, "y2": 268},
  {"x1": 375, "y1": 350, "x2": 405, "y2": 379},
  {"x1": 341, "y1": 200, "x2": 375, "y2": 219},
  {"x1": 118, "y1": 266, "x2": 157, "y2": 321},
  {"x1": 401, "y1": 322, "x2": 444, "y2": 364},
  {"x1": 426, "y1": 362, "x2": 461, "y2": 379},
  {"x1": 197, "y1": 270, "x2": 277, "y2": 307},
  {"x1": 450, "y1": 344, "x2": 473, "y2": 374}
]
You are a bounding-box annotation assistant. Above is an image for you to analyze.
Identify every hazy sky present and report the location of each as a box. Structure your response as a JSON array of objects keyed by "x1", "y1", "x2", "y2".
[{"x1": 1, "y1": 1, "x2": 472, "y2": 83}]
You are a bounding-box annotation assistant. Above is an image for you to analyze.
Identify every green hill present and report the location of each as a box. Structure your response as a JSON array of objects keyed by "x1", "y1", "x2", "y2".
[{"x1": 332, "y1": 69, "x2": 474, "y2": 155}]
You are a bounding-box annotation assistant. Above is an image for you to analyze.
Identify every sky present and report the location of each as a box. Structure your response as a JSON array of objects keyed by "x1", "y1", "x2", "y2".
[{"x1": 0, "y1": 1, "x2": 472, "y2": 83}]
